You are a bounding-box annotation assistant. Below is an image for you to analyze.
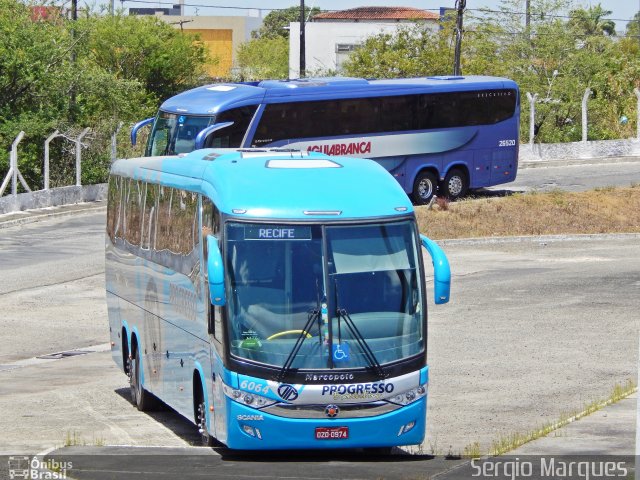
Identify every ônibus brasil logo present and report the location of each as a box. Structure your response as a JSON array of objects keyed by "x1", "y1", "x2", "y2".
[{"x1": 277, "y1": 384, "x2": 299, "y2": 401}]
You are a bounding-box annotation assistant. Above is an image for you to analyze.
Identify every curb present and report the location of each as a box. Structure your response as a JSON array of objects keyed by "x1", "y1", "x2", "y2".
[
  {"x1": 520, "y1": 155, "x2": 640, "y2": 169},
  {"x1": 0, "y1": 202, "x2": 106, "y2": 230},
  {"x1": 438, "y1": 232, "x2": 640, "y2": 246}
]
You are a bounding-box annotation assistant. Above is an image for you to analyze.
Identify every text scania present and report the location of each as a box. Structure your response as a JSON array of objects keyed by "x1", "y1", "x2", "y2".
[
  {"x1": 321, "y1": 383, "x2": 394, "y2": 395},
  {"x1": 307, "y1": 141, "x2": 371, "y2": 156}
]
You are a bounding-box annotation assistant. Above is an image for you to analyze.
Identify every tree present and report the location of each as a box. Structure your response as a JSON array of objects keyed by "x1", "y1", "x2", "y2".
[
  {"x1": 80, "y1": 14, "x2": 210, "y2": 102},
  {"x1": 342, "y1": 24, "x2": 453, "y2": 79},
  {"x1": 340, "y1": 0, "x2": 640, "y2": 143},
  {"x1": 625, "y1": 12, "x2": 640, "y2": 37},
  {"x1": 568, "y1": 4, "x2": 616, "y2": 36},
  {"x1": 236, "y1": 36, "x2": 289, "y2": 80},
  {"x1": 0, "y1": 1, "x2": 211, "y2": 191},
  {"x1": 252, "y1": 5, "x2": 320, "y2": 39}
]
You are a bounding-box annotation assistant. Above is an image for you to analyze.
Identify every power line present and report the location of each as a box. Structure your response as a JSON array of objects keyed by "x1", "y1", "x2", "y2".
[
  {"x1": 466, "y1": 7, "x2": 635, "y2": 23},
  {"x1": 120, "y1": 0, "x2": 638, "y2": 24}
]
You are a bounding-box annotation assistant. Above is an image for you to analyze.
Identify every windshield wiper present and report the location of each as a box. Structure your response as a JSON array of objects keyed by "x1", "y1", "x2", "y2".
[
  {"x1": 276, "y1": 281, "x2": 323, "y2": 383},
  {"x1": 334, "y1": 279, "x2": 386, "y2": 380}
]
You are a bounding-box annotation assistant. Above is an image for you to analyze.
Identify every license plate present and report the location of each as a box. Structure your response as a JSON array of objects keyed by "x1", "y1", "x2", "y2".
[{"x1": 315, "y1": 426, "x2": 349, "y2": 440}]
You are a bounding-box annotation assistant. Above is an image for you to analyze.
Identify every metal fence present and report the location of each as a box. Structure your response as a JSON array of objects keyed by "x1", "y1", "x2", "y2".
[{"x1": 525, "y1": 87, "x2": 640, "y2": 146}]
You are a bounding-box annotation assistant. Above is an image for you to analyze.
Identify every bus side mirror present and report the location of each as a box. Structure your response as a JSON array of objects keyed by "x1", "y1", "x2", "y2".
[
  {"x1": 420, "y1": 235, "x2": 450, "y2": 305},
  {"x1": 131, "y1": 117, "x2": 154, "y2": 146},
  {"x1": 194, "y1": 122, "x2": 235, "y2": 150},
  {"x1": 207, "y1": 235, "x2": 226, "y2": 306}
]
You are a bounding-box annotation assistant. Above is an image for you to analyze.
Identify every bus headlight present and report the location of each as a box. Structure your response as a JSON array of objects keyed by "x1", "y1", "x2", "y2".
[
  {"x1": 223, "y1": 384, "x2": 276, "y2": 409},
  {"x1": 389, "y1": 383, "x2": 428, "y2": 406}
]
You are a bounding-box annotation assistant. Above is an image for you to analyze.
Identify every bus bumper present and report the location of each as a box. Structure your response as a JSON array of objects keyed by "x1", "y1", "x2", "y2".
[{"x1": 225, "y1": 397, "x2": 426, "y2": 450}]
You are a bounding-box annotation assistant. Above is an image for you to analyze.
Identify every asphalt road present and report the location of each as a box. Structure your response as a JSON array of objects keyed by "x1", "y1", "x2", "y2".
[
  {"x1": 487, "y1": 159, "x2": 640, "y2": 194},
  {"x1": 0, "y1": 209, "x2": 637, "y2": 479}
]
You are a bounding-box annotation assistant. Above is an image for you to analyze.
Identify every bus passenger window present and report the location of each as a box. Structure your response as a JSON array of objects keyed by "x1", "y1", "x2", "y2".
[{"x1": 205, "y1": 105, "x2": 257, "y2": 148}]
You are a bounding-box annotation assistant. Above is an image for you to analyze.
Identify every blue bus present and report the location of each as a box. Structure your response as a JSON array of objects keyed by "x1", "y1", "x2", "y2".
[
  {"x1": 105, "y1": 148, "x2": 451, "y2": 450},
  {"x1": 131, "y1": 76, "x2": 519, "y2": 203}
]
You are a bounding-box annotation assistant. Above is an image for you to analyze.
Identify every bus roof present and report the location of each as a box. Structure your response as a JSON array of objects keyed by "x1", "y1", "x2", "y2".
[
  {"x1": 159, "y1": 75, "x2": 519, "y2": 115},
  {"x1": 110, "y1": 149, "x2": 414, "y2": 220}
]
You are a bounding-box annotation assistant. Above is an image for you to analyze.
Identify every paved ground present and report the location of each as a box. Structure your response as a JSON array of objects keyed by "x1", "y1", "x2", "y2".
[
  {"x1": 492, "y1": 158, "x2": 640, "y2": 194},
  {"x1": 513, "y1": 393, "x2": 637, "y2": 455},
  {"x1": 1, "y1": 158, "x2": 639, "y2": 479},
  {"x1": 0, "y1": 209, "x2": 637, "y2": 462}
]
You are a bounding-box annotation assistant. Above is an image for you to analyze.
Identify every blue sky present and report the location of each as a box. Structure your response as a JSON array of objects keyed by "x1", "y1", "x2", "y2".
[{"x1": 119, "y1": 1, "x2": 638, "y2": 30}]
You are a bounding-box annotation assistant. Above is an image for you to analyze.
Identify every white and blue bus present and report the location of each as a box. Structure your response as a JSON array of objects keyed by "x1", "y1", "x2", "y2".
[
  {"x1": 106, "y1": 148, "x2": 451, "y2": 450},
  {"x1": 131, "y1": 76, "x2": 519, "y2": 203}
]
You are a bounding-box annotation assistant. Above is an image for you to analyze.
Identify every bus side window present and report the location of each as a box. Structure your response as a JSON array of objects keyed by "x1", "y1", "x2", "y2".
[
  {"x1": 124, "y1": 179, "x2": 143, "y2": 247},
  {"x1": 141, "y1": 184, "x2": 158, "y2": 250},
  {"x1": 206, "y1": 105, "x2": 258, "y2": 148},
  {"x1": 156, "y1": 186, "x2": 172, "y2": 252},
  {"x1": 107, "y1": 176, "x2": 119, "y2": 242}
]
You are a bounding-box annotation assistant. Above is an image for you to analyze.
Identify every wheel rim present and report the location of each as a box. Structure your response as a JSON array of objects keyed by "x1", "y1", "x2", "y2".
[
  {"x1": 129, "y1": 356, "x2": 137, "y2": 403},
  {"x1": 198, "y1": 402, "x2": 210, "y2": 445},
  {"x1": 418, "y1": 178, "x2": 433, "y2": 199},
  {"x1": 448, "y1": 176, "x2": 463, "y2": 197}
]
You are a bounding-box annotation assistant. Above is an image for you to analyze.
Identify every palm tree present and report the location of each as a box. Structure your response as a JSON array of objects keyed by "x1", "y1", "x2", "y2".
[
  {"x1": 568, "y1": 4, "x2": 616, "y2": 36},
  {"x1": 625, "y1": 11, "x2": 640, "y2": 37}
]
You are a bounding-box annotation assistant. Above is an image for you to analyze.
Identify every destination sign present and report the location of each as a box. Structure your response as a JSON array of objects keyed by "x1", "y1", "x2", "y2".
[{"x1": 244, "y1": 226, "x2": 311, "y2": 241}]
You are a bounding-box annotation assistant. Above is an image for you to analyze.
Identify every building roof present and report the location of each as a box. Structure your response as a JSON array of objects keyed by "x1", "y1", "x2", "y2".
[{"x1": 313, "y1": 6, "x2": 439, "y2": 21}]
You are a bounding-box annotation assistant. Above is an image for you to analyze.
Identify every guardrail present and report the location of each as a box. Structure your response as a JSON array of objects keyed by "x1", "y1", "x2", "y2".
[{"x1": 0, "y1": 127, "x2": 118, "y2": 215}]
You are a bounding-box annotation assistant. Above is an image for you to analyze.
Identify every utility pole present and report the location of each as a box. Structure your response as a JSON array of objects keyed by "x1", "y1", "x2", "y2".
[
  {"x1": 452, "y1": 0, "x2": 466, "y2": 76},
  {"x1": 300, "y1": 0, "x2": 306, "y2": 78},
  {"x1": 70, "y1": 0, "x2": 78, "y2": 122},
  {"x1": 525, "y1": 0, "x2": 531, "y2": 39},
  {"x1": 171, "y1": 19, "x2": 193, "y2": 32}
]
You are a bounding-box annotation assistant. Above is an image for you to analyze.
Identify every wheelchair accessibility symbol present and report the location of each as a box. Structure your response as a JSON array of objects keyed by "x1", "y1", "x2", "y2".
[{"x1": 332, "y1": 343, "x2": 350, "y2": 362}]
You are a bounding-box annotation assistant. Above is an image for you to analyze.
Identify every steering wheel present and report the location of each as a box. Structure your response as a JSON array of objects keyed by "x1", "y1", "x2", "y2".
[{"x1": 267, "y1": 330, "x2": 312, "y2": 340}]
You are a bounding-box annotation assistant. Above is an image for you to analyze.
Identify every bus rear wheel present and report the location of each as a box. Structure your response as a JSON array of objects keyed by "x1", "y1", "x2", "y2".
[
  {"x1": 411, "y1": 171, "x2": 438, "y2": 205},
  {"x1": 129, "y1": 347, "x2": 159, "y2": 411},
  {"x1": 441, "y1": 168, "x2": 468, "y2": 200}
]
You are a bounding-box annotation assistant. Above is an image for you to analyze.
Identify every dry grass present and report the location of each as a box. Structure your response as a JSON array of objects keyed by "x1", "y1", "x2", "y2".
[{"x1": 416, "y1": 185, "x2": 640, "y2": 240}]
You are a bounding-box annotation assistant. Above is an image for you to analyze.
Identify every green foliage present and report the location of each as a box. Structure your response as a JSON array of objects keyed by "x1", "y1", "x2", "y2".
[
  {"x1": 343, "y1": 0, "x2": 640, "y2": 144},
  {"x1": 343, "y1": 24, "x2": 453, "y2": 78},
  {"x1": 252, "y1": 5, "x2": 320, "y2": 40},
  {"x1": 0, "y1": 2, "x2": 209, "y2": 192},
  {"x1": 236, "y1": 36, "x2": 289, "y2": 80},
  {"x1": 626, "y1": 12, "x2": 640, "y2": 37},
  {"x1": 568, "y1": 4, "x2": 615, "y2": 36},
  {"x1": 80, "y1": 14, "x2": 209, "y2": 102}
]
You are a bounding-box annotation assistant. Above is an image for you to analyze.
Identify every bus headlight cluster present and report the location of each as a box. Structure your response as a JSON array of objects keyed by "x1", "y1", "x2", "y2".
[
  {"x1": 389, "y1": 384, "x2": 427, "y2": 406},
  {"x1": 223, "y1": 384, "x2": 275, "y2": 408}
]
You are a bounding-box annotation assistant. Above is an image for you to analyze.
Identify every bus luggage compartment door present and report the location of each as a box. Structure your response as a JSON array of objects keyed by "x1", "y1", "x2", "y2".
[{"x1": 491, "y1": 148, "x2": 517, "y2": 183}]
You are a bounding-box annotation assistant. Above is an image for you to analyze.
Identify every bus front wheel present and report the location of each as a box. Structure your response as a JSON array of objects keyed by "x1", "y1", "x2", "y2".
[
  {"x1": 441, "y1": 168, "x2": 468, "y2": 200},
  {"x1": 411, "y1": 171, "x2": 438, "y2": 205}
]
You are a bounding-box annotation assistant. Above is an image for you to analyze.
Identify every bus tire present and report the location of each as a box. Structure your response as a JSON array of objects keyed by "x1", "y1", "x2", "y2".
[
  {"x1": 129, "y1": 345, "x2": 159, "y2": 411},
  {"x1": 411, "y1": 171, "x2": 438, "y2": 205},
  {"x1": 441, "y1": 168, "x2": 468, "y2": 200},
  {"x1": 194, "y1": 380, "x2": 215, "y2": 447}
]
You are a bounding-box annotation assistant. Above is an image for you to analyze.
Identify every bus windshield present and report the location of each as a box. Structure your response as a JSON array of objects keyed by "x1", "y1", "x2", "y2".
[
  {"x1": 146, "y1": 112, "x2": 215, "y2": 156},
  {"x1": 225, "y1": 221, "x2": 424, "y2": 370}
]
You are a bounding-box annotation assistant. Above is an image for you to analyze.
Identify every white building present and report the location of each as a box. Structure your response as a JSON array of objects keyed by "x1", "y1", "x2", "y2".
[{"x1": 289, "y1": 6, "x2": 439, "y2": 78}]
